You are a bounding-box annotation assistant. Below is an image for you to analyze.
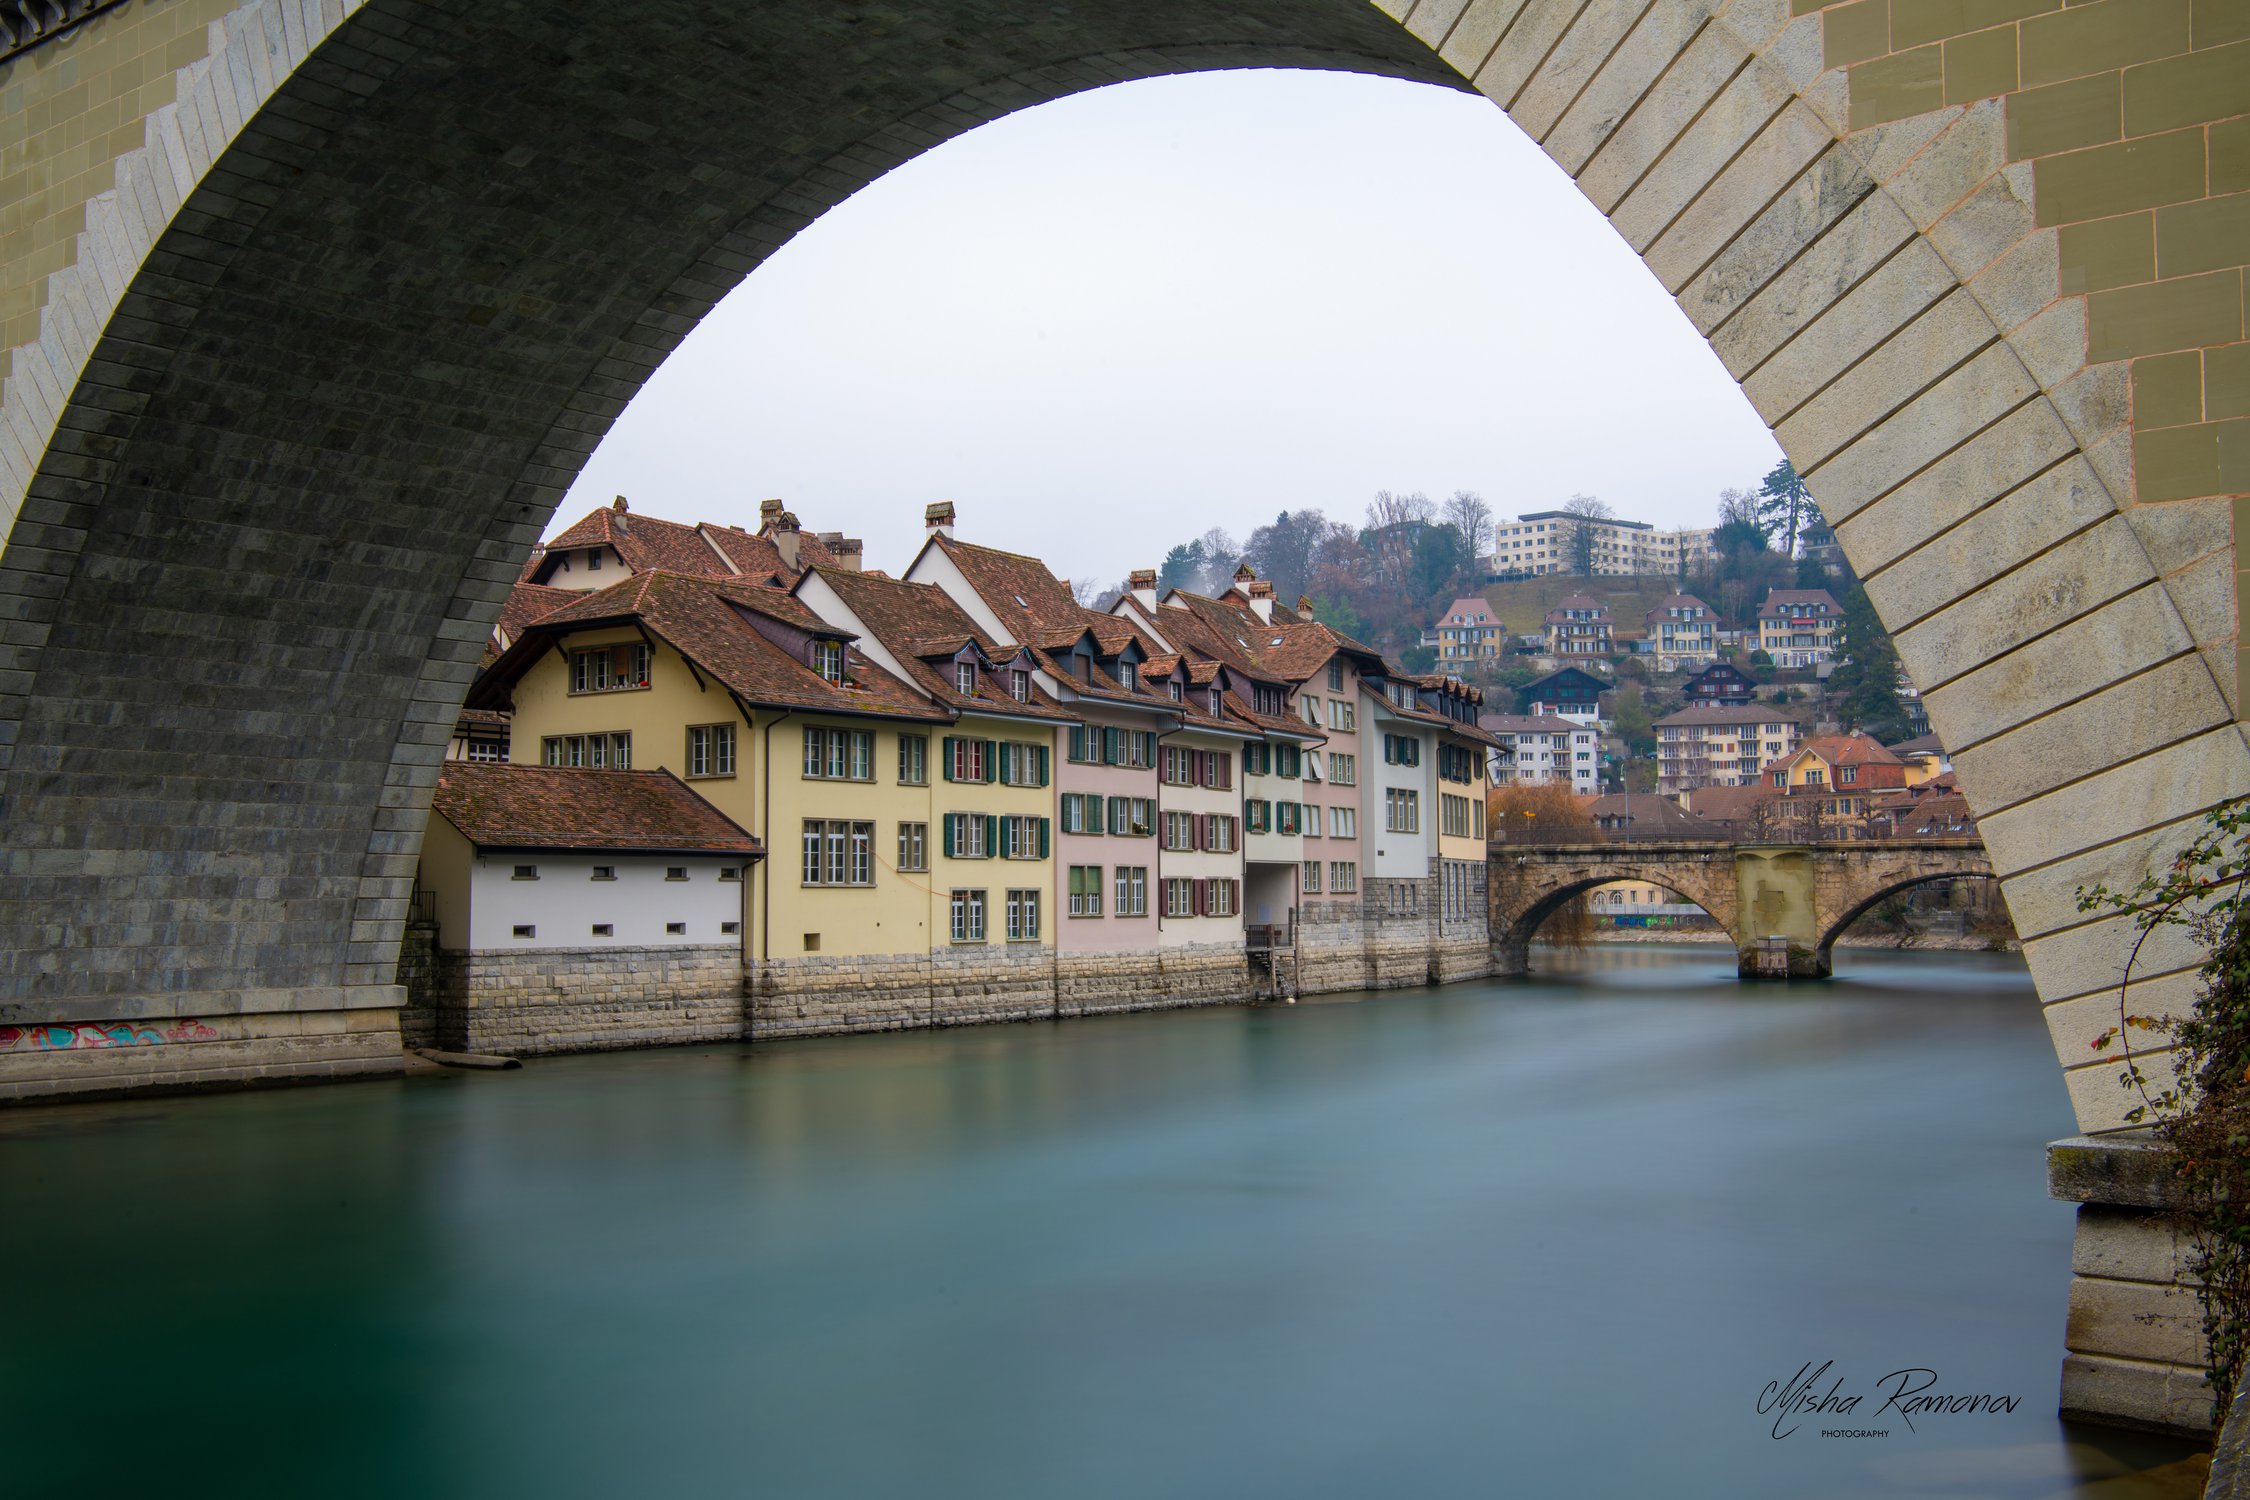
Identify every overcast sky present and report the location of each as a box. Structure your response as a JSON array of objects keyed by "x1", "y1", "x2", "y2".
[{"x1": 556, "y1": 69, "x2": 1784, "y2": 587}]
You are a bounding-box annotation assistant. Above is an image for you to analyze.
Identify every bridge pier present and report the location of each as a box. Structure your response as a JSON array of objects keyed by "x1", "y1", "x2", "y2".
[{"x1": 1736, "y1": 941, "x2": 1832, "y2": 982}]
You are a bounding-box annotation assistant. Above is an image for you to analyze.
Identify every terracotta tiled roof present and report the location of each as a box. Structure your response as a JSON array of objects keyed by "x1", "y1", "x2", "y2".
[
  {"x1": 1584, "y1": 794, "x2": 1723, "y2": 836},
  {"x1": 927, "y1": 534, "x2": 1090, "y2": 642},
  {"x1": 495, "y1": 583, "x2": 577, "y2": 649},
  {"x1": 804, "y1": 566, "x2": 1077, "y2": 722},
  {"x1": 534, "y1": 502, "x2": 835, "y2": 590},
  {"x1": 431, "y1": 763, "x2": 763, "y2": 854},
  {"x1": 1757, "y1": 588, "x2": 1841, "y2": 620},
  {"x1": 1799, "y1": 730, "x2": 1905, "y2": 767},
  {"x1": 469, "y1": 571, "x2": 942, "y2": 722}
]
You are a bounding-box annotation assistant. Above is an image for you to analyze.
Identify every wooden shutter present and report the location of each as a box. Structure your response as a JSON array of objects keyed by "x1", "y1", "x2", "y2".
[
  {"x1": 943, "y1": 815, "x2": 958, "y2": 859},
  {"x1": 983, "y1": 815, "x2": 999, "y2": 857},
  {"x1": 1037, "y1": 818, "x2": 1051, "y2": 859},
  {"x1": 1193, "y1": 878, "x2": 1209, "y2": 915},
  {"x1": 981, "y1": 740, "x2": 998, "y2": 783},
  {"x1": 1035, "y1": 744, "x2": 1050, "y2": 786},
  {"x1": 942, "y1": 736, "x2": 960, "y2": 782}
]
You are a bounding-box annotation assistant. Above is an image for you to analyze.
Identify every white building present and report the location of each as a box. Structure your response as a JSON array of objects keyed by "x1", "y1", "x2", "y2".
[
  {"x1": 1477, "y1": 707, "x2": 1600, "y2": 796},
  {"x1": 418, "y1": 763, "x2": 761, "y2": 954},
  {"x1": 1486, "y1": 512, "x2": 1718, "y2": 578}
]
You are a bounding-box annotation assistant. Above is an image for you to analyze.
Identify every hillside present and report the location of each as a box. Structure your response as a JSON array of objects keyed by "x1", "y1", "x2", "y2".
[{"x1": 1478, "y1": 576, "x2": 1687, "y2": 638}]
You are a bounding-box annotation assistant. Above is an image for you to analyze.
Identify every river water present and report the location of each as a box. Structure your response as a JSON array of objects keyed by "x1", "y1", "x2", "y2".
[{"x1": 0, "y1": 945, "x2": 2215, "y2": 1498}]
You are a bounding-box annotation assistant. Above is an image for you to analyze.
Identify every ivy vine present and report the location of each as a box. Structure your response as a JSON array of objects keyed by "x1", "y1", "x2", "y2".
[{"x1": 2077, "y1": 797, "x2": 2250, "y2": 1413}]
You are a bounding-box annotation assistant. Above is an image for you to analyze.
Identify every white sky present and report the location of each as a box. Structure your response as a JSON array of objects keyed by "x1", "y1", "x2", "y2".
[{"x1": 556, "y1": 69, "x2": 1785, "y2": 586}]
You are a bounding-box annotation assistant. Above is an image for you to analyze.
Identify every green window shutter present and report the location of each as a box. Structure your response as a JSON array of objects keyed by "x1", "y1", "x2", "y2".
[
  {"x1": 1038, "y1": 818, "x2": 1051, "y2": 859},
  {"x1": 1088, "y1": 793, "x2": 1104, "y2": 832},
  {"x1": 1036, "y1": 744, "x2": 1050, "y2": 786},
  {"x1": 982, "y1": 740, "x2": 998, "y2": 783},
  {"x1": 943, "y1": 815, "x2": 957, "y2": 859},
  {"x1": 984, "y1": 814, "x2": 999, "y2": 857},
  {"x1": 942, "y1": 736, "x2": 960, "y2": 782}
]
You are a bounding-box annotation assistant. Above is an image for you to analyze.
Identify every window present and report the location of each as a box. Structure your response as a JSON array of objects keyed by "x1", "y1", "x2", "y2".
[
  {"x1": 949, "y1": 889, "x2": 987, "y2": 942},
  {"x1": 591, "y1": 923, "x2": 613, "y2": 937},
  {"x1": 543, "y1": 732, "x2": 631, "y2": 769},
  {"x1": 1274, "y1": 745, "x2": 1301, "y2": 779},
  {"x1": 812, "y1": 639, "x2": 845, "y2": 683},
  {"x1": 1010, "y1": 669, "x2": 1030, "y2": 702},
  {"x1": 955, "y1": 661, "x2": 977, "y2": 696},
  {"x1": 1274, "y1": 801, "x2": 1300, "y2": 836},
  {"x1": 1329, "y1": 753, "x2": 1357, "y2": 785},
  {"x1": 586, "y1": 550, "x2": 602, "y2": 572},
  {"x1": 803, "y1": 727, "x2": 873, "y2": 780},
  {"x1": 944, "y1": 736, "x2": 993, "y2": 784},
  {"x1": 1118, "y1": 662, "x2": 1137, "y2": 692},
  {"x1": 1328, "y1": 699, "x2": 1355, "y2": 731},
  {"x1": 898, "y1": 822, "x2": 928, "y2": 872},
  {"x1": 591, "y1": 865, "x2": 615, "y2": 881},
  {"x1": 665, "y1": 922, "x2": 687, "y2": 935},
  {"x1": 463, "y1": 735, "x2": 508, "y2": 763},
  {"x1": 1067, "y1": 725, "x2": 1097, "y2": 763},
  {"x1": 1328, "y1": 662, "x2": 1344, "y2": 691},
  {"x1": 687, "y1": 723, "x2": 736, "y2": 778},
  {"x1": 1300, "y1": 802, "x2": 1321, "y2": 837},
  {"x1": 1839, "y1": 765, "x2": 1858, "y2": 785},
  {"x1": 1329, "y1": 805, "x2": 1356, "y2": 838},
  {"x1": 512, "y1": 864, "x2": 538, "y2": 881},
  {"x1": 1061, "y1": 793, "x2": 1104, "y2": 834},
  {"x1": 1167, "y1": 680, "x2": 1183, "y2": 702},
  {"x1": 1163, "y1": 878, "x2": 1196, "y2": 918},
  {"x1": 512, "y1": 924, "x2": 536, "y2": 938},
  {"x1": 719, "y1": 867, "x2": 740, "y2": 882},
  {"x1": 1069, "y1": 865, "x2": 1104, "y2": 917},
  {"x1": 1108, "y1": 797, "x2": 1155, "y2": 837},
  {"x1": 1441, "y1": 793, "x2": 1475, "y2": 839},
  {"x1": 1006, "y1": 888, "x2": 1042, "y2": 942},
  {"x1": 1161, "y1": 810, "x2": 1196, "y2": 851},
  {"x1": 1439, "y1": 744, "x2": 1478, "y2": 784},
  {"x1": 997, "y1": 740, "x2": 1051, "y2": 788},
  {"x1": 1246, "y1": 799, "x2": 1269, "y2": 834},
  {"x1": 1115, "y1": 866, "x2": 1148, "y2": 916},
  {"x1": 721, "y1": 921, "x2": 740, "y2": 935},
  {"x1": 1329, "y1": 861, "x2": 1358, "y2": 893},
  {"x1": 1303, "y1": 860, "x2": 1322, "y2": 893},
  {"x1": 1301, "y1": 695, "x2": 1321, "y2": 726},
  {"x1": 569, "y1": 643, "x2": 650, "y2": 694},
  {"x1": 1206, "y1": 815, "x2": 1238, "y2": 853},
  {"x1": 1383, "y1": 733, "x2": 1422, "y2": 767},
  {"x1": 1208, "y1": 879, "x2": 1238, "y2": 917},
  {"x1": 801, "y1": 821, "x2": 874, "y2": 886},
  {"x1": 1001, "y1": 815, "x2": 1051, "y2": 860},
  {"x1": 944, "y1": 813, "x2": 994, "y2": 859},
  {"x1": 1254, "y1": 684, "x2": 1286, "y2": 715},
  {"x1": 1385, "y1": 788, "x2": 1420, "y2": 833},
  {"x1": 899, "y1": 734, "x2": 929, "y2": 785}
]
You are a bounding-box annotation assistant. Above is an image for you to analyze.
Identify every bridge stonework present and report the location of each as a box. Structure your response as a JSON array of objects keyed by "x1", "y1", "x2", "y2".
[{"x1": 1487, "y1": 839, "x2": 1995, "y2": 978}]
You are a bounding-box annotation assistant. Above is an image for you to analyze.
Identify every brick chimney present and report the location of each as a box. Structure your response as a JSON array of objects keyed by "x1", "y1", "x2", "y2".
[
  {"x1": 772, "y1": 509, "x2": 801, "y2": 572},
  {"x1": 1128, "y1": 568, "x2": 1158, "y2": 612},
  {"x1": 822, "y1": 533, "x2": 864, "y2": 573},
  {"x1": 1245, "y1": 578, "x2": 1274, "y2": 624},
  {"x1": 1296, "y1": 594, "x2": 1314, "y2": 615},
  {"x1": 924, "y1": 501, "x2": 956, "y2": 539},
  {"x1": 759, "y1": 498, "x2": 783, "y2": 529},
  {"x1": 610, "y1": 494, "x2": 629, "y2": 533}
]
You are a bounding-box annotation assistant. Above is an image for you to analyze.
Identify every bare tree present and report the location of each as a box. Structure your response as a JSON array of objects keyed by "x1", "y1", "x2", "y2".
[
  {"x1": 1442, "y1": 489, "x2": 1495, "y2": 559},
  {"x1": 1366, "y1": 490, "x2": 1436, "y2": 531},
  {"x1": 1069, "y1": 576, "x2": 1109, "y2": 609},
  {"x1": 1716, "y1": 486, "x2": 1760, "y2": 530},
  {"x1": 1561, "y1": 493, "x2": 1613, "y2": 577}
]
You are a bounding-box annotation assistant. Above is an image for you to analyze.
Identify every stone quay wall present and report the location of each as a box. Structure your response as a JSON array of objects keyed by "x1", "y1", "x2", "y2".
[
  {"x1": 0, "y1": 1008, "x2": 402, "y2": 1103},
  {"x1": 414, "y1": 944, "x2": 748, "y2": 1058}
]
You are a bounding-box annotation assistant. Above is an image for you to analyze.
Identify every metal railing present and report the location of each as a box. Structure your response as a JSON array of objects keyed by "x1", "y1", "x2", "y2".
[{"x1": 2, "y1": 0, "x2": 126, "y2": 64}]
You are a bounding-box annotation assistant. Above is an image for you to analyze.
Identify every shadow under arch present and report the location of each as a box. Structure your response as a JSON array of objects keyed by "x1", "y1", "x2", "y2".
[
  {"x1": 1814, "y1": 869, "x2": 2003, "y2": 975},
  {"x1": 1499, "y1": 871, "x2": 1736, "y2": 975}
]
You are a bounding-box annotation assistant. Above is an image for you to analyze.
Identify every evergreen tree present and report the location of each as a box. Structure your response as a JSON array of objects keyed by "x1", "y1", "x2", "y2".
[{"x1": 1758, "y1": 460, "x2": 1815, "y2": 558}]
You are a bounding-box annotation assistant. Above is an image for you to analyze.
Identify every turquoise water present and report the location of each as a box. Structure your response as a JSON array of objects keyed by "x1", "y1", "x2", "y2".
[{"x1": 0, "y1": 945, "x2": 2211, "y2": 1497}]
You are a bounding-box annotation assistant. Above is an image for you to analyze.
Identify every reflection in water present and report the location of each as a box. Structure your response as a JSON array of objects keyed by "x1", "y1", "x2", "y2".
[{"x1": 0, "y1": 946, "x2": 2212, "y2": 1498}]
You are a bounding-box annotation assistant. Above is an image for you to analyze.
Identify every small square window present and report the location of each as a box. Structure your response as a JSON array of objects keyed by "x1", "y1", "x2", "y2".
[
  {"x1": 721, "y1": 921, "x2": 740, "y2": 935},
  {"x1": 512, "y1": 924, "x2": 536, "y2": 939},
  {"x1": 590, "y1": 923, "x2": 613, "y2": 937},
  {"x1": 591, "y1": 865, "x2": 615, "y2": 881},
  {"x1": 719, "y1": 867, "x2": 740, "y2": 881},
  {"x1": 803, "y1": 933, "x2": 821, "y2": 952},
  {"x1": 666, "y1": 922, "x2": 687, "y2": 935},
  {"x1": 666, "y1": 867, "x2": 688, "y2": 881},
  {"x1": 512, "y1": 864, "x2": 538, "y2": 881}
]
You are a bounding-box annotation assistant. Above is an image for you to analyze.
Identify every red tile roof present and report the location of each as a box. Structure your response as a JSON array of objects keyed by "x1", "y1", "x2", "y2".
[
  {"x1": 532, "y1": 501, "x2": 842, "y2": 590},
  {"x1": 803, "y1": 566, "x2": 1078, "y2": 722},
  {"x1": 431, "y1": 763, "x2": 763, "y2": 854}
]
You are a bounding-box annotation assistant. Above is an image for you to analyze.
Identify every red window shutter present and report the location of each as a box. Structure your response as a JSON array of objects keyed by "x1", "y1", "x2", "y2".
[{"x1": 1193, "y1": 877, "x2": 1208, "y2": 915}]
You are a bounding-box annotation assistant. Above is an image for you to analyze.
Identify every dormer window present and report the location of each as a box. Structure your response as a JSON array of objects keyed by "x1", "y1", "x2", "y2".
[
  {"x1": 1010, "y1": 669, "x2": 1030, "y2": 702},
  {"x1": 1168, "y1": 680, "x2": 1182, "y2": 702},
  {"x1": 1208, "y1": 687, "x2": 1222, "y2": 714},
  {"x1": 955, "y1": 661, "x2": 977, "y2": 696},
  {"x1": 812, "y1": 640, "x2": 844, "y2": 684},
  {"x1": 587, "y1": 550, "x2": 601, "y2": 572},
  {"x1": 1119, "y1": 662, "x2": 1137, "y2": 692}
]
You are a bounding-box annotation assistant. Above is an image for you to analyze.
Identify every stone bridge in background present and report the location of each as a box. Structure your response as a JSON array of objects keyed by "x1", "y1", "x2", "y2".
[{"x1": 1486, "y1": 837, "x2": 1995, "y2": 979}]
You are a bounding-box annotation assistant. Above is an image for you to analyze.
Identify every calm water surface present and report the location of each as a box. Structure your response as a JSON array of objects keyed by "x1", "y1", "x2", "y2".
[{"x1": 0, "y1": 945, "x2": 2214, "y2": 1498}]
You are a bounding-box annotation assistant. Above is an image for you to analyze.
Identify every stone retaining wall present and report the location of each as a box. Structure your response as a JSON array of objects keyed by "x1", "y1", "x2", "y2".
[
  {"x1": 0, "y1": 1009, "x2": 401, "y2": 1102},
  {"x1": 422, "y1": 944, "x2": 747, "y2": 1057}
]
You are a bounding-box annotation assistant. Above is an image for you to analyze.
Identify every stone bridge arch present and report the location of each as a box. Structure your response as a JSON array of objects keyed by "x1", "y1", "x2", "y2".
[
  {"x1": 0, "y1": 0, "x2": 2243, "y2": 1126},
  {"x1": 1488, "y1": 845, "x2": 1741, "y2": 971},
  {"x1": 1809, "y1": 851, "x2": 1999, "y2": 974}
]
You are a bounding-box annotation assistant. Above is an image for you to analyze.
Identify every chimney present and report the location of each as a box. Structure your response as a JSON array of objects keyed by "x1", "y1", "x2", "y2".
[
  {"x1": 1128, "y1": 568, "x2": 1158, "y2": 612},
  {"x1": 924, "y1": 501, "x2": 956, "y2": 539},
  {"x1": 829, "y1": 534, "x2": 863, "y2": 573},
  {"x1": 759, "y1": 498, "x2": 783, "y2": 529},
  {"x1": 1232, "y1": 562, "x2": 1256, "y2": 590},
  {"x1": 1296, "y1": 594, "x2": 1314, "y2": 615},
  {"x1": 610, "y1": 494, "x2": 629, "y2": 534},
  {"x1": 1246, "y1": 579, "x2": 1274, "y2": 624},
  {"x1": 772, "y1": 509, "x2": 801, "y2": 572}
]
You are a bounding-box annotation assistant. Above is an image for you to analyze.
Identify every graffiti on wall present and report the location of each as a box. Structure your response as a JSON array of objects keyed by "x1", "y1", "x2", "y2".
[{"x1": 0, "y1": 1019, "x2": 220, "y2": 1052}]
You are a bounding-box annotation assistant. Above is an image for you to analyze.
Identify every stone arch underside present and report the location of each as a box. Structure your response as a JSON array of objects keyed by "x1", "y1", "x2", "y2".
[
  {"x1": 1815, "y1": 866, "x2": 1997, "y2": 958},
  {"x1": 1498, "y1": 866, "x2": 1740, "y2": 953},
  {"x1": 0, "y1": 0, "x2": 2243, "y2": 1125}
]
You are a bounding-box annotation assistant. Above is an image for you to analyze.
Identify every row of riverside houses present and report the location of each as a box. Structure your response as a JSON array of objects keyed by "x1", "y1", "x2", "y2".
[{"x1": 407, "y1": 499, "x2": 1503, "y2": 1055}]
